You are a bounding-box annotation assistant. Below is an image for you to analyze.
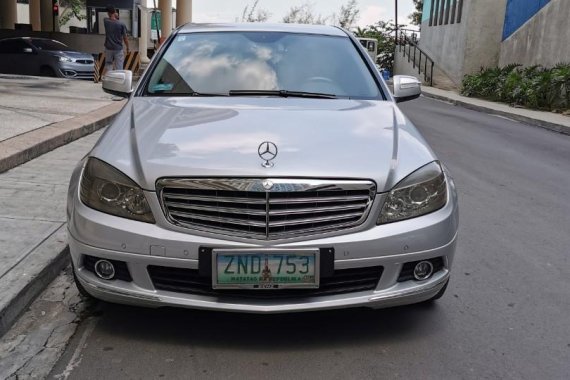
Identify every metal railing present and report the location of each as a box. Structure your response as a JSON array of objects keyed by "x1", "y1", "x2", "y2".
[{"x1": 397, "y1": 30, "x2": 434, "y2": 86}]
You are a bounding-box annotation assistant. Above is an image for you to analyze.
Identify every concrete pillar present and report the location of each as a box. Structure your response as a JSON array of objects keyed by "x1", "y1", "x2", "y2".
[
  {"x1": 139, "y1": 6, "x2": 150, "y2": 63},
  {"x1": 159, "y1": 0, "x2": 172, "y2": 41},
  {"x1": 40, "y1": 0, "x2": 53, "y2": 32},
  {"x1": 176, "y1": 0, "x2": 192, "y2": 26},
  {"x1": 29, "y1": 0, "x2": 42, "y2": 31},
  {"x1": 0, "y1": 0, "x2": 17, "y2": 30}
]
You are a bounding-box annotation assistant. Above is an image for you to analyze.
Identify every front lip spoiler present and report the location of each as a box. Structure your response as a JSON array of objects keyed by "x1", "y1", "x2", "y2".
[{"x1": 76, "y1": 270, "x2": 450, "y2": 313}]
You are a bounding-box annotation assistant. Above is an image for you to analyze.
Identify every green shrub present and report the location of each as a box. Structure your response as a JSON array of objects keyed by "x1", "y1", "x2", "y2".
[{"x1": 460, "y1": 63, "x2": 570, "y2": 112}]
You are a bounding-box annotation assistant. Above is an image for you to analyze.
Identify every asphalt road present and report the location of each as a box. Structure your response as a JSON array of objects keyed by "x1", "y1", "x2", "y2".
[{"x1": 50, "y1": 96, "x2": 570, "y2": 379}]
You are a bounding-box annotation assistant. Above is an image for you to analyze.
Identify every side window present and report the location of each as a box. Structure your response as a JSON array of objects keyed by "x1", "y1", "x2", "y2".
[{"x1": 0, "y1": 40, "x2": 28, "y2": 54}]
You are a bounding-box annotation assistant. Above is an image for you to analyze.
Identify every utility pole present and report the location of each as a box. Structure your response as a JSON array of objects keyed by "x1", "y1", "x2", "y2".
[{"x1": 395, "y1": 0, "x2": 398, "y2": 40}]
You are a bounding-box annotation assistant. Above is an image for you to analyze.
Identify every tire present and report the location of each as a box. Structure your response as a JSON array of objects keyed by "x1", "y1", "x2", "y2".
[{"x1": 40, "y1": 66, "x2": 56, "y2": 77}]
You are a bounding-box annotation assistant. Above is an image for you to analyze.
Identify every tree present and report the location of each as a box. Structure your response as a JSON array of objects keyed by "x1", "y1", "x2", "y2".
[
  {"x1": 282, "y1": 3, "x2": 327, "y2": 25},
  {"x1": 354, "y1": 21, "x2": 397, "y2": 72},
  {"x1": 333, "y1": 0, "x2": 360, "y2": 29},
  {"x1": 241, "y1": 0, "x2": 271, "y2": 23},
  {"x1": 409, "y1": 0, "x2": 423, "y2": 26},
  {"x1": 59, "y1": 0, "x2": 86, "y2": 26}
]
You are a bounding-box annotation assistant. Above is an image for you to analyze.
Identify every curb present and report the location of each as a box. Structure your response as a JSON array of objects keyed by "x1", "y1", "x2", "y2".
[
  {"x1": 0, "y1": 226, "x2": 70, "y2": 337},
  {"x1": 421, "y1": 91, "x2": 570, "y2": 136},
  {"x1": 0, "y1": 101, "x2": 125, "y2": 174}
]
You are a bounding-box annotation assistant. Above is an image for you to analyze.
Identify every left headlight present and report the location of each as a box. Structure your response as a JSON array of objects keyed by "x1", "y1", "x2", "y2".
[
  {"x1": 378, "y1": 161, "x2": 447, "y2": 224},
  {"x1": 80, "y1": 158, "x2": 155, "y2": 223},
  {"x1": 58, "y1": 56, "x2": 73, "y2": 62}
]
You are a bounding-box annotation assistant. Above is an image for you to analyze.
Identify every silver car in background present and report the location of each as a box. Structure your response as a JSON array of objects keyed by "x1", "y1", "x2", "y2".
[
  {"x1": 0, "y1": 37, "x2": 94, "y2": 79},
  {"x1": 67, "y1": 23, "x2": 458, "y2": 313}
]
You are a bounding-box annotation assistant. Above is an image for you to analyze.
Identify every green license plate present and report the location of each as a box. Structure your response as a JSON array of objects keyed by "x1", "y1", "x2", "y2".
[{"x1": 212, "y1": 250, "x2": 320, "y2": 289}]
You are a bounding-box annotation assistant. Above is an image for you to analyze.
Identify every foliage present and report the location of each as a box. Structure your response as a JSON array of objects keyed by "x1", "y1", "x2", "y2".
[
  {"x1": 409, "y1": 0, "x2": 423, "y2": 26},
  {"x1": 461, "y1": 64, "x2": 570, "y2": 112},
  {"x1": 283, "y1": 3, "x2": 327, "y2": 24},
  {"x1": 241, "y1": 0, "x2": 271, "y2": 23},
  {"x1": 332, "y1": 0, "x2": 360, "y2": 29},
  {"x1": 59, "y1": 0, "x2": 86, "y2": 26},
  {"x1": 354, "y1": 21, "x2": 397, "y2": 72}
]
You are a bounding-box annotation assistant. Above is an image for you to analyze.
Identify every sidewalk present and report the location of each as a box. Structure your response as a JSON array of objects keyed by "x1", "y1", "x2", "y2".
[
  {"x1": 0, "y1": 75, "x2": 124, "y2": 173},
  {"x1": 0, "y1": 75, "x2": 124, "y2": 336},
  {"x1": 421, "y1": 86, "x2": 570, "y2": 135}
]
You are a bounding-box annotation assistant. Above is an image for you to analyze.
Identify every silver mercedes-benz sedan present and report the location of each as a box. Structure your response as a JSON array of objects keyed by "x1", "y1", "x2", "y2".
[{"x1": 67, "y1": 23, "x2": 458, "y2": 313}]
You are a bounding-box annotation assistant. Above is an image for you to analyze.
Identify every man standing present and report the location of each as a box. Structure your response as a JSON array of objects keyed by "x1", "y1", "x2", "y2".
[{"x1": 103, "y1": 5, "x2": 129, "y2": 73}]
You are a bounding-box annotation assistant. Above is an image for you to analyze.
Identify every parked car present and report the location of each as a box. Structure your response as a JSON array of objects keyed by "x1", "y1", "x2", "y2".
[
  {"x1": 0, "y1": 37, "x2": 94, "y2": 79},
  {"x1": 67, "y1": 23, "x2": 459, "y2": 313}
]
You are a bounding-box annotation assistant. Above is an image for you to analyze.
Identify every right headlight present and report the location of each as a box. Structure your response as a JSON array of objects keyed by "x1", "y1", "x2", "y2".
[
  {"x1": 378, "y1": 161, "x2": 447, "y2": 224},
  {"x1": 80, "y1": 158, "x2": 155, "y2": 223}
]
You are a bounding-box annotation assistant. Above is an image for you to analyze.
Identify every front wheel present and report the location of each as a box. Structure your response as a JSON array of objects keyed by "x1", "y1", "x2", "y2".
[{"x1": 40, "y1": 66, "x2": 56, "y2": 77}]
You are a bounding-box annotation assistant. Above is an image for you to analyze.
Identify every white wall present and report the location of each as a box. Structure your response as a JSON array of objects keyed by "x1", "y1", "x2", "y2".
[{"x1": 499, "y1": 0, "x2": 570, "y2": 68}]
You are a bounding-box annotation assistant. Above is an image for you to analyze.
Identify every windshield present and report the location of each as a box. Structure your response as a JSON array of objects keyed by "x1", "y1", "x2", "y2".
[
  {"x1": 31, "y1": 39, "x2": 68, "y2": 51},
  {"x1": 145, "y1": 32, "x2": 380, "y2": 99}
]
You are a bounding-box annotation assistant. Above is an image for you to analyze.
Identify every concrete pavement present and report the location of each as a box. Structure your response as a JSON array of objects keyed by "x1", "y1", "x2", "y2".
[
  {"x1": 0, "y1": 75, "x2": 123, "y2": 172},
  {"x1": 0, "y1": 71, "x2": 569, "y2": 374}
]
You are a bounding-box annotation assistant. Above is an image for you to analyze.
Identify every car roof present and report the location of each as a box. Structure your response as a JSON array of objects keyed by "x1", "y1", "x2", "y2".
[
  {"x1": 0, "y1": 37, "x2": 62, "y2": 43},
  {"x1": 178, "y1": 23, "x2": 348, "y2": 37}
]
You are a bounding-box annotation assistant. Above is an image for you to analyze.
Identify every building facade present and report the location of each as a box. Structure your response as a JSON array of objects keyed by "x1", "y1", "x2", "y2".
[{"x1": 418, "y1": 0, "x2": 570, "y2": 86}]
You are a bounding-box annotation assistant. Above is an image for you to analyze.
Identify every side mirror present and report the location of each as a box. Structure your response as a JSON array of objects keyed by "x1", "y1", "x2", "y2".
[
  {"x1": 102, "y1": 70, "x2": 133, "y2": 98},
  {"x1": 393, "y1": 75, "x2": 421, "y2": 103}
]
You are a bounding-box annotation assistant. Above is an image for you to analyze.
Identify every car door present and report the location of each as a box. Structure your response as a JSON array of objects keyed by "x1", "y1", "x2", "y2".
[{"x1": 0, "y1": 39, "x2": 37, "y2": 75}]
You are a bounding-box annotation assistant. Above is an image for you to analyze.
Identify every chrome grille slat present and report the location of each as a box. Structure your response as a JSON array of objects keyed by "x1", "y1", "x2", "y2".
[
  {"x1": 166, "y1": 202, "x2": 267, "y2": 216},
  {"x1": 268, "y1": 203, "x2": 366, "y2": 216},
  {"x1": 267, "y1": 212, "x2": 364, "y2": 227},
  {"x1": 158, "y1": 178, "x2": 376, "y2": 240},
  {"x1": 268, "y1": 195, "x2": 370, "y2": 204},
  {"x1": 163, "y1": 193, "x2": 266, "y2": 205},
  {"x1": 169, "y1": 211, "x2": 267, "y2": 228}
]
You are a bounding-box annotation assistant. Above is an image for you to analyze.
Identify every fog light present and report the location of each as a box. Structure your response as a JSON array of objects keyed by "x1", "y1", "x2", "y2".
[
  {"x1": 413, "y1": 261, "x2": 434, "y2": 281},
  {"x1": 94, "y1": 259, "x2": 115, "y2": 280}
]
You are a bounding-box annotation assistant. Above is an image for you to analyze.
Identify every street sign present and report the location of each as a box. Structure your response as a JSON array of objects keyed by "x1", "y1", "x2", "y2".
[{"x1": 151, "y1": 11, "x2": 161, "y2": 41}]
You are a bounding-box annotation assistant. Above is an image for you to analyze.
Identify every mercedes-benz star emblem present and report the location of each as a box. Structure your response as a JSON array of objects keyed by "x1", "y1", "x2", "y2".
[
  {"x1": 262, "y1": 180, "x2": 274, "y2": 190},
  {"x1": 258, "y1": 141, "x2": 278, "y2": 168}
]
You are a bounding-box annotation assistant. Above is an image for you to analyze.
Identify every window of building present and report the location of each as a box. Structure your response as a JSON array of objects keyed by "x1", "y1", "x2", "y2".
[{"x1": 429, "y1": 0, "x2": 464, "y2": 26}]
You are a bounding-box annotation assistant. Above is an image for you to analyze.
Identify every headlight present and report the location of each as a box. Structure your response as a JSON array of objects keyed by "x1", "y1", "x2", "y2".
[
  {"x1": 378, "y1": 161, "x2": 447, "y2": 224},
  {"x1": 58, "y1": 56, "x2": 73, "y2": 62},
  {"x1": 80, "y1": 158, "x2": 155, "y2": 223}
]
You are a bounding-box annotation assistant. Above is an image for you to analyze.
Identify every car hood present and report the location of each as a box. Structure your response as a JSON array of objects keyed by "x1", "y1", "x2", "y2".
[{"x1": 91, "y1": 97, "x2": 437, "y2": 192}]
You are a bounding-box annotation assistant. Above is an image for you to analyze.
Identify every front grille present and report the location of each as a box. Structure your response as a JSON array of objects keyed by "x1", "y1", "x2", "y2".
[
  {"x1": 158, "y1": 179, "x2": 376, "y2": 239},
  {"x1": 83, "y1": 255, "x2": 132, "y2": 282},
  {"x1": 75, "y1": 59, "x2": 94, "y2": 64},
  {"x1": 148, "y1": 265, "x2": 383, "y2": 299}
]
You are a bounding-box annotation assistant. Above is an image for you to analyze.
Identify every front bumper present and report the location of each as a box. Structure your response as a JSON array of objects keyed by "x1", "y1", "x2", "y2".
[
  {"x1": 68, "y1": 172, "x2": 458, "y2": 313},
  {"x1": 57, "y1": 62, "x2": 95, "y2": 79}
]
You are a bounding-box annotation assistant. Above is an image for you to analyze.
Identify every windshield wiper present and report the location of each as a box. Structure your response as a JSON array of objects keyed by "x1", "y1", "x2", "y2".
[{"x1": 228, "y1": 90, "x2": 337, "y2": 99}]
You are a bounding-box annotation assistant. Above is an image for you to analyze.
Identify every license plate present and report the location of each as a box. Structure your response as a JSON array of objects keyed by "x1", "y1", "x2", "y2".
[{"x1": 212, "y1": 249, "x2": 320, "y2": 289}]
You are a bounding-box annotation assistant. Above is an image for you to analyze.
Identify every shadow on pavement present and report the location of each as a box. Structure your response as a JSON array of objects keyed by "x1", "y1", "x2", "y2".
[{"x1": 90, "y1": 300, "x2": 447, "y2": 350}]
